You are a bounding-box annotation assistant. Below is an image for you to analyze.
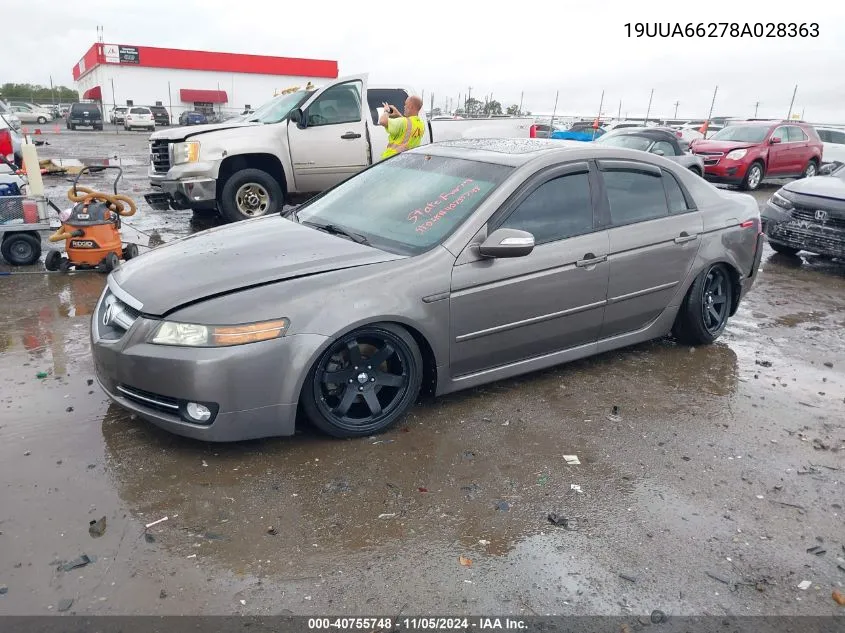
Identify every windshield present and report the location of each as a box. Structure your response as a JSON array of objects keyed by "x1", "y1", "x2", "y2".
[
  {"x1": 595, "y1": 134, "x2": 652, "y2": 151},
  {"x1": 296, "y1": 153, "x2": 513, "y2": 256},
  {"x1": 709, "y1": 126, "x2": 770, "y2": 143},
  {"x1": 246, "y1": 91, "x2": 312, "y2": 124}
]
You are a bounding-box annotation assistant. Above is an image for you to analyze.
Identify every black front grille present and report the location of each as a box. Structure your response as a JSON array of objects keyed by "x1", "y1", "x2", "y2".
[
  {"x1": 791, "y1": 207, "x2": 845, "y2": 230},
  {"x1": 150, "y1": 140, "x2": 171, "y2": 174}
]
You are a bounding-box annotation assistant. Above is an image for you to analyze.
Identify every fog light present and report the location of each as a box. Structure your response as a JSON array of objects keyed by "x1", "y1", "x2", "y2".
[{"x1": 185, "y1": 402, "x2": 212, "y2": 422}]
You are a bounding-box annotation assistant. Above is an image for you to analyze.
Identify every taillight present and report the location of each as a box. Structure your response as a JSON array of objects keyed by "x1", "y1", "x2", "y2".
[
  {"x1": 740, "y1": 219, "x2": 756, "y2": 229},
  {"x1": 529, "y1": 124, "x2": 537, "y2": 138},
  {"x1": 0, "y1": 129, "x2": 13, "y2": 160}
]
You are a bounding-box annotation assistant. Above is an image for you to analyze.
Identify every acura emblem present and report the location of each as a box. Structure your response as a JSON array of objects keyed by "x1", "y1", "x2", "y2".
[{"x1": 814, "y1": 209, "x2": 828, "y2": 221}]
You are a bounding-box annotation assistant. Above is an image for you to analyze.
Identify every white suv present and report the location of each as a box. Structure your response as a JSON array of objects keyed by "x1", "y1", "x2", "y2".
[
  {"x1": 814, "y1": 126, "x2": 845, "y2": 165},
  {"x1": 124, "y1": 107, "x2": 155, "y2": 131}
]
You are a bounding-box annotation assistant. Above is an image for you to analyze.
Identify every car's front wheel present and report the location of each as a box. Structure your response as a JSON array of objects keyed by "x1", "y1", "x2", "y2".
[
  {"x1": 302, "y1": 324, "x2": 423, "y2": 438},
  {"x1": 741, "y1": 162, "x2": 764, "y2": 191},
  {"x1": 672, "y1": 264, "x2": 733, "y2": 345},
  {"x1": 802, "y1": 160, "x2": 818, "y2": 179}
]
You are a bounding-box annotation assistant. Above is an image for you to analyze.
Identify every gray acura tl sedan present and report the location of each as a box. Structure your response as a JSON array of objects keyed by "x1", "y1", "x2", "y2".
[{"x1": 91, "y1": 139, "x2": 764, "y2": 442}]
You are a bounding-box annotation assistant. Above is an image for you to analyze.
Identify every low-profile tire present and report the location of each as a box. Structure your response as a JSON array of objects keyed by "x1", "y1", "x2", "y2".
[
  {"x1": 672, "y1": 264, "x2": 733, "y2": 345},
  {"x1": 123, "y1": 243, "x2": 139, "y2": 260},
  {"x1": 802, "y1": 160, "x2": 818, "y2": 179},
  {"x1": 769, "y1": 241, "x2": 800, "y2": 256},
  {"x1": 219, "y1": 168, "x2": 284, "y2": 223},
  {"x1": 44, "y1": 250, "x2": 62, "y2": 271},
  {"x1": 302, "y1": 323, "x2": 423, "y2": 438},
  {"x1": 740, "y1": 161, "x2": 764, "y2": 191},
  {"x1": 1, "y1": 233, "x2": 41, "y2": 266}
]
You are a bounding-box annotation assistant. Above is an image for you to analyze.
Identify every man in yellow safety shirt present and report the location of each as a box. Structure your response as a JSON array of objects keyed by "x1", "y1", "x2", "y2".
[{"x1": 379, "y1": 95, "x2": 425, "y2": 159}]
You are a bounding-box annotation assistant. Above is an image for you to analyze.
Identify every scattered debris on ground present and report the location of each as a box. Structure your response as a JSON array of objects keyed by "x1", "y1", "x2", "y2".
[
  {"x1": 145, "y1": 516, "x2": 168, "y2": 529},
  {"x1": 88, "y1": 516, "x2": 107, "y2": 538},
  {"x1": 57, "y1": 598, "x2": 73, "y2": 612},
  {"x1": 61, "y1": 553, "x2": 94, "y2": 572},
  {"x1": 619, "y1": 574, "x2": 637, "y2": 583},
  {"x1": 459, "y1": 555, "x2": 472, "y2": 567}
]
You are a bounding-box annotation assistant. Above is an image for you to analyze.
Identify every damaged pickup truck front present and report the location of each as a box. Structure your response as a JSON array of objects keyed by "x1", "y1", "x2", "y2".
[{"x1": 762, "y1": 162, "x2": 845, "y2": 259}]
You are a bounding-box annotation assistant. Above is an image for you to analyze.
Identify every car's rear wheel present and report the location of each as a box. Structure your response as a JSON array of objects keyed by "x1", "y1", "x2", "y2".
[
  {"x1": 802, "y1": 160, "x2": 817, "y2": 179},
  {"x1": 302, "y1": 324, "x2": 423, "y2": 438},
  {"x1": 672, "y1": 264, "x2": 732, "y2": 345},
  {"x1": 741, "y1": 161, "x2": 764, "y2": 191},
  {"x1": 37, "y1": 116, "x2": 47, "y2": 124},
  {"x1": 769, "y1": 241, "x2": 800, "y2": 256}
]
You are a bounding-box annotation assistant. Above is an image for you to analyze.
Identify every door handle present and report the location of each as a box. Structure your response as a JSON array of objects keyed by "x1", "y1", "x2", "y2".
[
  {"x1": 674, "y1": 233, "x2": 699, "y2": 244},
  {"x1": 340, "y1": 132, "x2": 361, "y2": 139},
  {"x1": 575, "y1": 253, "x2": 607, "y2": 268}
]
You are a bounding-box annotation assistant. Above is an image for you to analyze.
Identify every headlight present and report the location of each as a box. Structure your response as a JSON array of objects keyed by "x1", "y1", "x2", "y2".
[
  {"x1": 725, "y1": 149, "x2": 747, "y2": 161},
  {"x1": 171, "y1": 141, "x2": 200, "y2": 165},
  {"x1": 770, "y1": 192, "x2": 793, "y2": 210},
  {"x1": 151, "y1": 318, "x2": 289, "y2": 347}
]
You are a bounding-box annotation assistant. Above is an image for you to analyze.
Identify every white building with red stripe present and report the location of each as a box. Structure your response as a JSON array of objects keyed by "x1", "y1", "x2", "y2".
[{"x1": 73, "y1": 43, "x2": 338, "y2": 120}]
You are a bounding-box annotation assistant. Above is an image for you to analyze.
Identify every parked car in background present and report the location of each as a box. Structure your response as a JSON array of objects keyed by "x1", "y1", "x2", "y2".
[
  {"x1": 110, "y1": 107, "x2": 128, "y2": 124},
  {"x1": 814, "y1": 127, "x2": 845, "y2": 166},
  {"x1": 532, "y1": 123, "x2": 566, "y2": 139},
  {"x1": 551, "y1": 126, "x2": 607, "y2": 141},
  {"x1": 9, "y1": 104, "x2": 52, "y2": 124},
  {"x1": 124, "y1": 107, "x2": 156, "y2": 131},
  {"x1": 594, "y1": 127, "x2": 704, "y2": 175},
  {"x1": 691, "y1": 121, "x2": 823, "y2": 191},
  {"x1": 178, "y1": 110, "x2": 209, "y2": 126},
  {"x1": 149, "y1": 105, "x2": 170, "y2": 126},
  {"x1": 762, "y1": 161, "x2": 845, "y2": 259},
  {"x1": 1, "y1": 111, "x2": 23, "y2": 167},
  {"x1": 95, "y1": 139, "x2": 763, "y2": 442},
  {"x1": 67, "y1": 102, "x2": 103, "y2": 130},
  {"x1": 0, "y1": 103, "x2": 22, "y2": 131}
]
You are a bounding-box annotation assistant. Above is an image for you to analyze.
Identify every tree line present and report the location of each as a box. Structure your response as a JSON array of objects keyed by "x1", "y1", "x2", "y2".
[
  {"x1": 1, "y1": 83, "x2": 78, "y2": 103},
  {"x1": 431, "y1": 97, "x2": 531, "y2": 117}
]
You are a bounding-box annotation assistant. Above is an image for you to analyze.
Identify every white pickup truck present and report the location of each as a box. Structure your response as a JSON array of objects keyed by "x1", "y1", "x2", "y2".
[{"x1": 146, "y1": 73, "x2": 535, "y2": 222}]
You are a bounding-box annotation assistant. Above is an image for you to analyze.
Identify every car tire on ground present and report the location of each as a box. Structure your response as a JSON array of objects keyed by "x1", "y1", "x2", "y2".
[
  {"x1": 802, "y1": 160, "x2": 818, "y2": 179},
  {"x1": 672, "y1": 264, "x2": 733, "y2": 345},
  {"x1": 740, "y1": 161, "x2": 764, "y2": 191},
  {"x1": 769, "y1": 241, "x2": 801, "y2": 256},
  {"x1": 302, "y1": 323, "x2": 424, "y2": 438},
  {"x1": 1, "y1": 232, "x2": 42, "y2": 266},
  {"x1": 219, "y1": 168, "x2": 284, "y2": 223}
]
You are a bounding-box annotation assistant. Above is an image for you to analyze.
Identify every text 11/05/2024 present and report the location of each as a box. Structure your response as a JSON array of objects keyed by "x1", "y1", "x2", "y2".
[{"x1": 625, "y1": 22, "x2": 819, "y2": 38}]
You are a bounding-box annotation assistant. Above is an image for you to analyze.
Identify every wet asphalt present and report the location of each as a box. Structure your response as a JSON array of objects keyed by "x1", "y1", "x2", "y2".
[{"x1": 0, "y1": 129, "x2": 843, "y2": 616}]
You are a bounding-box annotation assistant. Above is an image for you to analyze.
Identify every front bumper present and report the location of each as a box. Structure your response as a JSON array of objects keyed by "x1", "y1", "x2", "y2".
[
  {"x1": 762, "y1": 201, "x2": 845, "y2": 257},
  {"x1": 698, "y1": 158, "x2": 749, "y2": 185},
  {"x1": 160, "y1": 177, "x2": 217, "y2": 206},
  {"x1": 90, "y1": 282, "x2": 328, "y2": 442}
]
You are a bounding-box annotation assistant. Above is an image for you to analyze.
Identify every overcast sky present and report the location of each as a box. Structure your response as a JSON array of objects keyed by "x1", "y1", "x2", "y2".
[{"x1": 3, "y1": 0, "x2": 843, "y2": 121}]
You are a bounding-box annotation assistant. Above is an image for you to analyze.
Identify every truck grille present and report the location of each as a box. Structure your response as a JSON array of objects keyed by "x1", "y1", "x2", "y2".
[
  {"x1": 791, "y1": 207, "x2": 845, "y2": 230},
  {"x1": 150, "y1": 140, "x2": 171, "y2": 174},
  {"x1": 96, "y1": 289, "x2": 141, "y2": 341}
]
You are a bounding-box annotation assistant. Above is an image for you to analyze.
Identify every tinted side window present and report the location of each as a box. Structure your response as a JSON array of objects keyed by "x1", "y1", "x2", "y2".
[
  {"x1": 367, "y1": 88, "x2": 409, "y2": 124},
  {"x1": 652, "y1": 140, "x2": 676, "y2": 156},
  {"x1": 500, "y1": 172, "x2": 594, "y2": 244},
  {"x1": 787, "y1": 126, "x2": 808, "y2": 142},
  {"x1": 603, "y1": 169, "x2": 669, "y2": 225},
  {"x1": 831, "y1": 130, "x2": 845, "y2": 144},
  {"x1": 663, "y1": 171, "x2": 691, "y2": 214},
  {"x1": 307, "y1": 81, "x2": 362, "y2": 127},
  {"x1": 817, "y1": 130, "x2": 830, "y2": 142}
]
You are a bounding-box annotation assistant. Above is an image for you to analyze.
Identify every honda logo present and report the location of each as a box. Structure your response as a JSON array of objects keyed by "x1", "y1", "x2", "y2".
[{"x1": 814, "y1": 210, "x2": 828, "y2": 221}]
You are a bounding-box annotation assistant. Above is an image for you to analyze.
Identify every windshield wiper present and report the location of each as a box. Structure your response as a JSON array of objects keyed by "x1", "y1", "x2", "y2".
[{"x1": 302, "y1": 221, "x2": 369, "y2": 245}]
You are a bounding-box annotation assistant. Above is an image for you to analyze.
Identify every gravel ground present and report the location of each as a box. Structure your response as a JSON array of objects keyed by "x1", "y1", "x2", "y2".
[{"x1": 0, "y1": 129, "x2": 843, "y2": 618}]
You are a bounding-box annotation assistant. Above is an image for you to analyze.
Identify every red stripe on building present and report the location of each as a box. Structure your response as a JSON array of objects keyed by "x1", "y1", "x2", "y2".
[
  {"x1": 180, "y1": 89, "x2": 228, "y2": 104},
  {"x1": 73, "y1": 43, "x2": 338, "y2": 80}
]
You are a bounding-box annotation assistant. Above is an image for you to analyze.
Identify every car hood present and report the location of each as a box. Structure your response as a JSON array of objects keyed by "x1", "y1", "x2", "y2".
[
  {"x1": 150, "y1": 120, "x2": 260, "y2": 141},
  {"x1": 111, "y1": 216, "x2": 405, "y2": 316},
  {"x1": 692, "y1": 140, "x2": 756, "y2": 152},
  {"x1": 783, "y1": 175, "x2": 845, "y2": 200}
]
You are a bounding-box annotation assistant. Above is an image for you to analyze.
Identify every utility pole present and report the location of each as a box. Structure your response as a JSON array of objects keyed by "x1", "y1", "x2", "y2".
[
  {"x1": 466, "y1": 87, "x2": 472, "y2": 113},
  {"x1": 592, "y1": 90, "x2": 605, "y2": 140},
  {"x1": 111, "y1": 78, "x2": 118, "y2": 134},
  {"x1": 618, "y1": 100, "x2": 622, "y2": 121},
  {"x1": 430, "y1": 93, "x2": 434, "y2": 114},
  {"x1": 704, "y1": 85, "x2": 718, "y2": 138},
  {"x1": 786, "y1": 85, "x2": 798, "y2": 120},
  {"x1": 673, "y1": 100, "x2": 680, "y2": 119},
  {"x1": 50, "y1": 75, "x2": 56, "y2": 107},
  {"x1": 644, "y1": 88, "x2": 654, "y2": 125},
  {"x1": 753, "y1": 101, "x2": 760, "y2": 117},
  {"x1": 518, "y1": 91, "x2": 524, "y2": 116},
  {"x1": 800, "y1": 107, "x2": 805, "y2": 120},
  {"x1": 549, "y1": 90, "x2": 559, "y2": 133}
]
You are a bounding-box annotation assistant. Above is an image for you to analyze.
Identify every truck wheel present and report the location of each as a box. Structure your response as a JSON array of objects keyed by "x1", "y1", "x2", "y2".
[
  {"x1": 220, "y1": 169, "x2": 284, "y2": 223},
  {"x1": 1, "y1": 232, "x2": 42, "y2": 266}
]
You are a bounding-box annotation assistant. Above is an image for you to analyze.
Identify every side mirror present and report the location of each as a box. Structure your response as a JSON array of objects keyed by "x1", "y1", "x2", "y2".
[
  {"x1": 289, "y1": 108, "x2": 305, "y2": 128},
  {"x1": 478, "y1": 228, "x2": 535, "y2": 259},
  {"x1": 770, "y1": 136, "x2": 781, "y2": 144}
]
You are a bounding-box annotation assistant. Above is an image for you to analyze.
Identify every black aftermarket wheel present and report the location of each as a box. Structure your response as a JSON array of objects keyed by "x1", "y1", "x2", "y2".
[
  {"x1": 302, "y1": 324, "x2": 423, "y2": 438},
  {"x1": 1, "y1": 232, "x2": 42, "y2": 266},
  {"x1": 673, "y1": 264, "x2": 732, "y2": 345}
]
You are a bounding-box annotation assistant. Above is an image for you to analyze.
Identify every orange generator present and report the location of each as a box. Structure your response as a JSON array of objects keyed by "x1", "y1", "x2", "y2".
[{"x1": 45, "y1": 166, "x2": 139, "y2": 273}]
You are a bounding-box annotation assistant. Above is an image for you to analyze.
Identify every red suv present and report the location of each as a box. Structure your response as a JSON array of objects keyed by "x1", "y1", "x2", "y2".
[{"x1": 691, "y1": 121, "x2": 823, "y2": 191}]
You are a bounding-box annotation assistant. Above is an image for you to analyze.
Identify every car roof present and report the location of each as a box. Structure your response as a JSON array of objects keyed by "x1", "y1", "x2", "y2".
[
  {"x1": 603, "y1": 127, "x2": 679, "y2": 140},
  {"x1": 413, "y1": 138, "x2": 684, "y2": 168}
]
